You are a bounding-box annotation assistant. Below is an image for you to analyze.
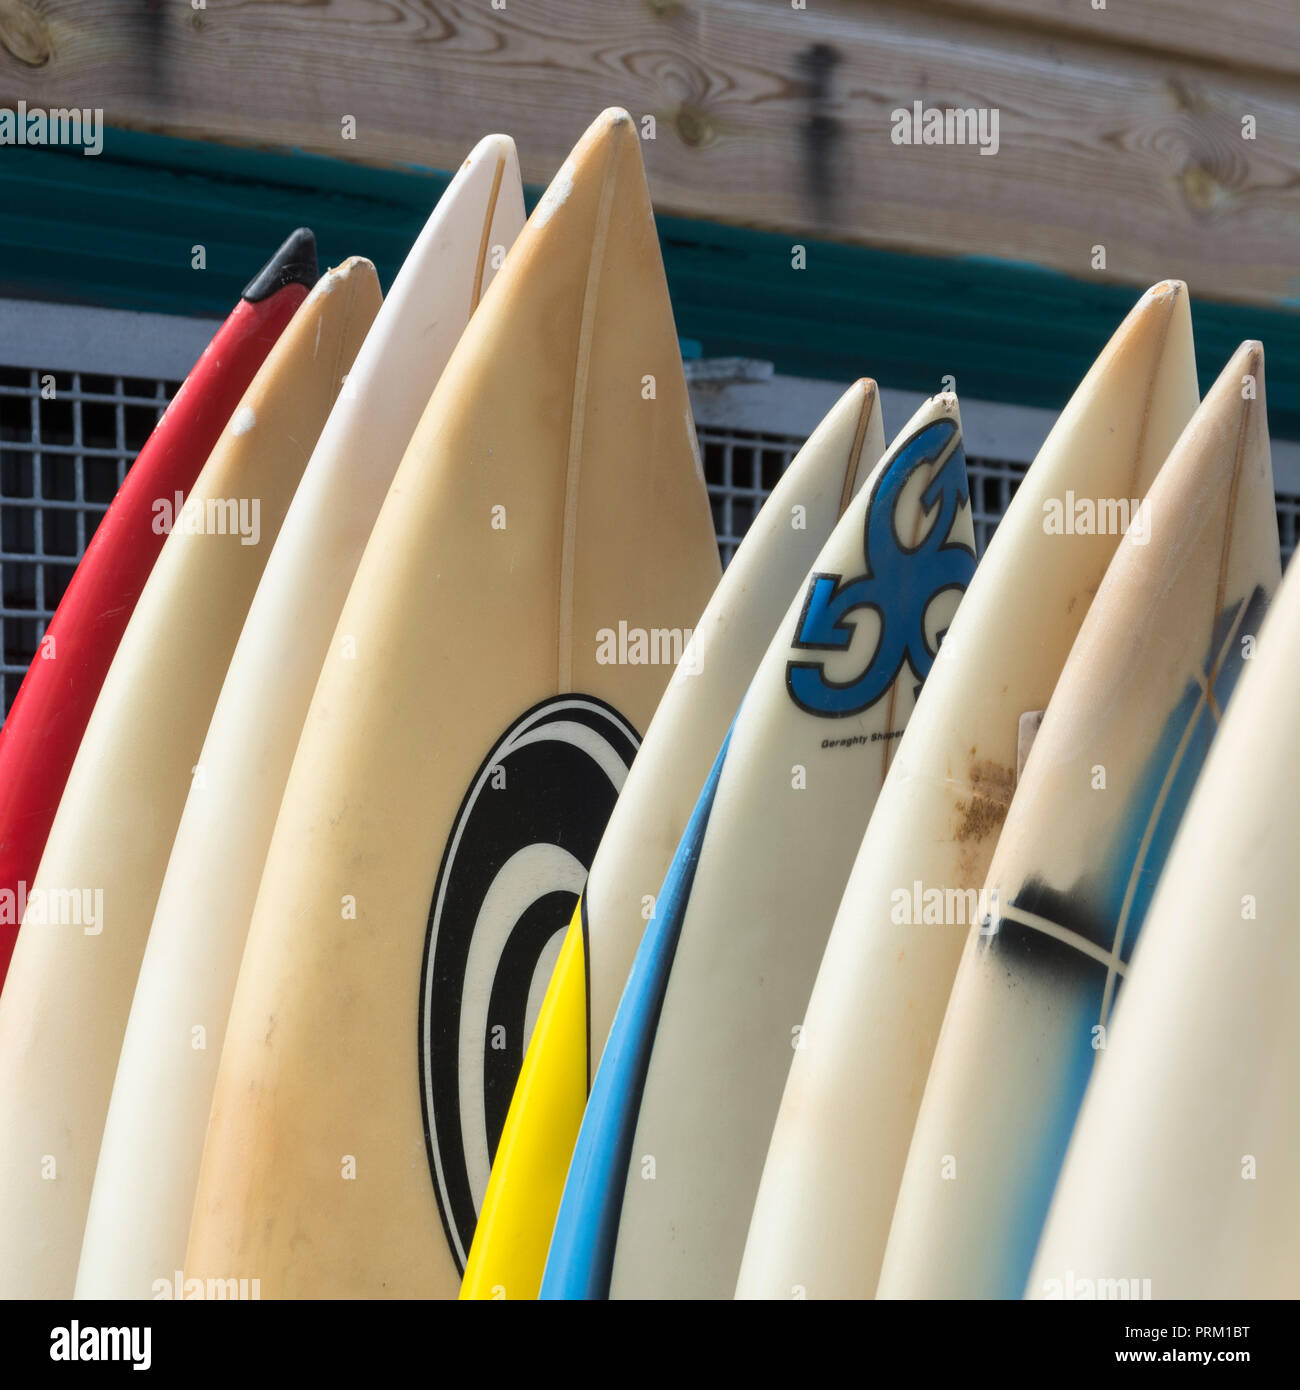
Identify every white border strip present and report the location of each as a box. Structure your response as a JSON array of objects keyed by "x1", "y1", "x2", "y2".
[
  {"x1": 690, "y1": 368, "x2": 1300, "y2": 493},
  {"x1": 0, "y1": 297, "x2": 219, "y2": 380},
  {"x1": 0, "y1": 304, "x2": 1296, "y2": 493}
]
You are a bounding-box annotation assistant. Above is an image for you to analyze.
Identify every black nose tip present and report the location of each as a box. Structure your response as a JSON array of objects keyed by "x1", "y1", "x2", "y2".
[{"x1": 242, "y1": 228, "x2": 318, "y2": 302}]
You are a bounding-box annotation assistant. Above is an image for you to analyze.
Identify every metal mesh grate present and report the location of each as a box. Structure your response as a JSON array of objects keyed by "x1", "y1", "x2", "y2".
[
  {"x1": 0, "y1": 366, "x2": 180, "y2": 712},
  {"x1": 0, "y1": 386, "x2": 1295, "y2": 725},
  {"x1": 702, "y1": 424, "x2": 1299, "y2": 571},
  {"x1": 700, "y1": 425, "x2": 1027, "y2": 565}
]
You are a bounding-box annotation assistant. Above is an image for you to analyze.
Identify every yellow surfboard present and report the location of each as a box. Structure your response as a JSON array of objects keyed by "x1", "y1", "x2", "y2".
[
  {"x1": 0, "y1": 257, "x2": 380, "y2": 1298},
  {"x1": 185, "y1": 109, "x2": 721, "y2": 1298},
  {"x1": 463, "y1": 380, "x2": 886, "y2": 1299}
]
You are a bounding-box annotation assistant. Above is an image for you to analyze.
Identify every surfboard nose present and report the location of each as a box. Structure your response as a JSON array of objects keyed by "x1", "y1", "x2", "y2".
[
  {"x1": 1144, "y1": 277, "x2": 1188, "y2": 301},
  {"x1": 1233, "y1": 338, "x2": 1266, "y2": 385},
  {"x1": 1166, "y1": 339, "x2": 1272, "y2": 543},
  {"x1": 594, "y1": 106, "x2": 634, "y2": 129},
  {"x1": 303, "y1": 254, "x2": 377, "y2": 300},
  {"x1": 526, "y1": 105, "x2": 647, "y2": 239},
  {"x1": 1124, "y1": 278, "x2": 1191, "y2": 347},
  {"x1": 463, "y1": 131, "x2": 519, "y2": 171},
  {"x1": 242, "y1": 226, "x2": 318, "y2": 301}
]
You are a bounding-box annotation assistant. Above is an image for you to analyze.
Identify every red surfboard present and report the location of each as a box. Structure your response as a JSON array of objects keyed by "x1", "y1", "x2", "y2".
[{"x1": 0, "y1": 228, "x2": 318, "y2": 985}]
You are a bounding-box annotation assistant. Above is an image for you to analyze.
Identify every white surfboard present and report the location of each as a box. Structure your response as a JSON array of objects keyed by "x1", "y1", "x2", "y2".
[
  {"x1": 542, "y1": 393, "x2": 976, "y2": 1300},
  {"x1": 0, "y1": 258, "x2": 381, "y2": 1298},
  {"x1": 74, "y1": 138, "x2": 524, "y2": 1300},
  {"x1": 738, "y1": 281, "x2": 1199, "y2": 1300},
  {"x1": 876, "y1": 340, "x2": 1280, "y2": 1300},
  {"x1": 184, "y1": 109, "x2": 722, "y2": 1299},
  {"x1": 462, "y1": 379, "x2": 885, "y2": 1299},
  {"x1": 1029, "y1": 538, "x2": 1300, "y2": 1301}
]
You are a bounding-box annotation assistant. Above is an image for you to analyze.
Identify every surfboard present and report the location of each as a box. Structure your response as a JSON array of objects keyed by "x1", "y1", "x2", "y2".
[
  {"x1": 184, "y1": 108, "x2": 721, "y2": 1299},
  {"x1": 1029, "y1": 537, "x2": 1300, "y2": 1301},
  {"x1": 737, "y1": 280, "x2": 1200, "y2": 1301},
  {"x1": 541, "y1": 393, "x2": 976, "y2": 1301},
  {"x1": 461, "y1": 378, "x2": 886, "y2": 1300},
  {"x1": 74, "y1": 139, "x2": 524, "y2": 1301},
  {"x1": 0, "y1": 228, "x2": 315, "y2": 987},
  {"x1": 875, "y1": 340, "x2": 1280, "y2": 1301},
  {"x1": 0, "y1": 256, "x2": 380, "y2": 1299}
]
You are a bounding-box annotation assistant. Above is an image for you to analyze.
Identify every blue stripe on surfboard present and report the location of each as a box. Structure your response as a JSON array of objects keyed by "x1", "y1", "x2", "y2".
[
  {"x1": 995, "y1": 589, "x2": 1269, "y2": 1297},
  {"x1": 539, "y1": 729, "x2": 733, "y2": 1300}
]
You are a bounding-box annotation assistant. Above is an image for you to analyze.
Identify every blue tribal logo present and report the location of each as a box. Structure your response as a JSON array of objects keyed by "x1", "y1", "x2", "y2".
[{"x1": 786, "y1": 417, "x2": 975, "y2": 718}]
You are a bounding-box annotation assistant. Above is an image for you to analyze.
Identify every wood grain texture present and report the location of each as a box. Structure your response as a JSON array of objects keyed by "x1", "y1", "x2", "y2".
[
  {"x1": 1, "y1": 0, "x2": 1297, "y2": 305},
  {"x1": 936, "y1": 0, "x2": 1300, "y2": 80}
]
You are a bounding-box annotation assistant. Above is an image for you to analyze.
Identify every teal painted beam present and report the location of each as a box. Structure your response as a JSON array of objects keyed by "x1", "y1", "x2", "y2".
[{"x1": 2, "y1": 127, "x2": 1297, "y2": 438}]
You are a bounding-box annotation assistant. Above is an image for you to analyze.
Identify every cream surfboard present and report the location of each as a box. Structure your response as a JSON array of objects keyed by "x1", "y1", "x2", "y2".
[
  {"x1": 738, "y1": 281, "x2": 1199, "y2": 1300},
  {"x1": 542, "y1": 394, "x2": 976, "y2": 1300},
  {"x1": 462, "y1": 379, "x2": 886, "y2": 1299},
  {"x1": 876, "y1": 341, "x2": 1280, "y2": 1300},
  {"x1": 75, "y1": 139, "x2": 524, "y2": 1300},
  {"x1": 184, "y1": 109, "x2": 721, "y2": 1299},
  {"x1": 0, "y1": 258, "x2": 380, "y2": 1299},
  {"x1": 1030, "y1": 544, "x2": 1300, "y2": 1301}
]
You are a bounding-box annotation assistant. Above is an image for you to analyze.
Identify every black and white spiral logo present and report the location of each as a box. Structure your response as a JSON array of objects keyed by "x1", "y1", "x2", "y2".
[{"x1": 418, "y1": 695, "x2": 639, "y2": 1270}]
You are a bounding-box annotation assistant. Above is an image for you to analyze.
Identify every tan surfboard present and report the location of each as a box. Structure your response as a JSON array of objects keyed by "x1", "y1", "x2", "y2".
[
  {"x1": 185, "y1": 108, "x2": 721, "y2": 1298},
  {"x1": 1030, "y1": 538, "x2": 1300, "y2": 1301},
  {"x1": 462, "y1": 378, "x2": 885, "y2": 1300},
  {"x1": 876, "y1": 341, "x2": 1280, "y2": 1299},
  {"x1": 738, "y1": 282, "x2": 1199, "y2": 1300},
  {"x1": 75, "y1": 138, "x2": 524, "y2": 1300},
  {"x1": 0, "y1": 257, "x2": 380, "y2": 1298}
]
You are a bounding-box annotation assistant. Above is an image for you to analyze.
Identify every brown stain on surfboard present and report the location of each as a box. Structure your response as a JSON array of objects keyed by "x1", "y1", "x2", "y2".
[{"x1": 953, "y1": 756, "x2": 1014, "y2": 845}]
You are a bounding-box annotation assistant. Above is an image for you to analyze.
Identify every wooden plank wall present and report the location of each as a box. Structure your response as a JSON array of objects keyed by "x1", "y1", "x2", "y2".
[{"x1": 0, "y1": 0, "x2": 1296, "y2": 305}]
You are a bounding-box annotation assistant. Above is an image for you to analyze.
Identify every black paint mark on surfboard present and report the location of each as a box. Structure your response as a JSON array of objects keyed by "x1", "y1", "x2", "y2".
[
  {"x1": 980, "y1": 916, "x2": 1110, "y2": 1026},
  {"x1": 995, "y1": 583, "x2": 1274, "y2": 985},
  {"x1": 1005, "y1": 877, "x2": 1112, "y2": 956},
  {"x1": 418, "y1": 696, "x2": 639, "y2": 1271}
]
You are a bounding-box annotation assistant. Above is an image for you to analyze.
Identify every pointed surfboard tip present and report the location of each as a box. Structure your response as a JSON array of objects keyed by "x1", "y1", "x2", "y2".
[
  {"x1": 596, "y1": 106, "x2": 635, "y2": 129},
  {"x1": 1128, "y1": 279, "x2": 1191, "y2": 340},
  {"x1": 1144, "y1": 338, "x2": 1273, "y2": 579},
  {"x1": 1204, "y1": 340, "x2": 1270, "y2": 482},
  {"x1": 1232, "y1": 338, "x2": 1265, "y2": 375},
  {"x1": 583, "y1": 107, "x2": 642, "y2": 172},
  {"x1": 844, "y1": 376, "x2": 881, "y2": 426},
  {"x1": 243, "y1": 227, "x2": 318, "y2": 302},
  {"x1": 1143, "y1": 278, "x2": 1188, "y2": 302},
  {"x1": 1090, "y1": 279, "x2": 1195, "y2": 419},
  {"x1": 529, "y1": 108, "x2": 646, "y2": 234},
  {"x1": 1219, "y1": 340, "x2": 1267, "y2": 420},
  {"x1": 929, "y1": 389, "x2": 963, "y2": 426},
  {"x1": 1201, "y1": 339, "x2": 1266, "y2": 415},
  {"x1": 465, "y1": 131, "x2": 520, "y2": 171},
  {"x1": 299, "y1": 256, "x2": 380, "y2": 314}
]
